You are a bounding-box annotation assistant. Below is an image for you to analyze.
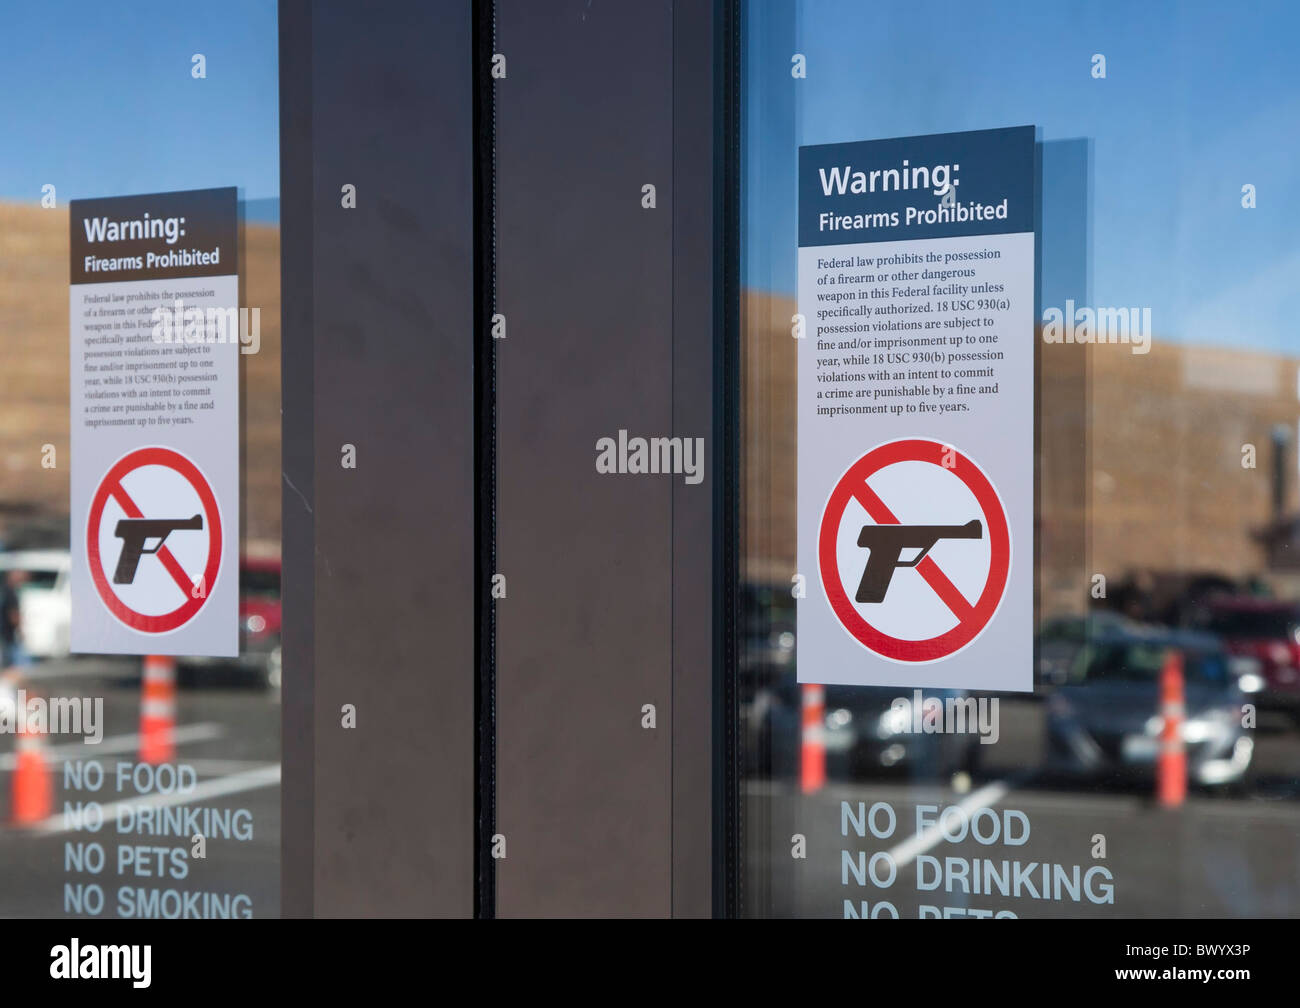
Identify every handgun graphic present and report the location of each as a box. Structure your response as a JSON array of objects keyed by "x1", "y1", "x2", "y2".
[
  {"x1": 855, "y1": 519, "x2": 982, "y2": 603},
  {"x1": 113, "y1": 515, "x2": 203, "y2": 584}
]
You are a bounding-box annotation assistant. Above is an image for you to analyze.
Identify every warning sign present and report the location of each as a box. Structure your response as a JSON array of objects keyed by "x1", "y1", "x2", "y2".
[
  {"x1": 818, "y1": 439, "x2": 1009, "y2": 664},
  {"x1": 87, "y1": 447, "x2": 223, "y2": 635},
  {"x1": 797, "y1": 127, "x2": 1034, "y2": 691},
  {"x1": 70, "y1": 188, "x2": 239, "y2": 656}
]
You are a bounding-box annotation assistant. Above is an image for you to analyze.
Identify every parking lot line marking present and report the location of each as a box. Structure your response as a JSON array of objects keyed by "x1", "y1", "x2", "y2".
[
  {"x1": 886, "y1": 779, "x2": 1010, "y2": 868},
  {"x1": 0, "y1": 722, "x2": 224, "y2": 770},
  {"x1": 180, "y1": 757, "x2": 275, "y2": 775},
  {"x1": 32, "y1": 762, "x2": 281, "y2": 836}
]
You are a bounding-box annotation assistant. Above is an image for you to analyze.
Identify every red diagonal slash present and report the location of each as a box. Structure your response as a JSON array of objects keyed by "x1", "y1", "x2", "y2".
[
  {"x1": 851, "y1": 481, "x2": 976, "y2": 623},
  {"x1": 109, "y1": 482, "x2": 199, "y2": 599}
]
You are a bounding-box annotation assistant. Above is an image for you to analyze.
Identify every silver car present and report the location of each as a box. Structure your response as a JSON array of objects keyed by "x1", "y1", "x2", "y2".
[{"x1": 1045, "y1": 626, "x2": 1254, "y2": 792}]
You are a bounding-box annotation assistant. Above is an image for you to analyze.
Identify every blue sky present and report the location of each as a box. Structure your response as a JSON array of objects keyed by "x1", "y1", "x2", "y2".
[
  {"x1": 0, "y1": 0, "x2": 279, "y2": 212},
  {"x1": 746, "y1": 0, "x2": 1300, "y2": 354},
  {"x1": 2, "y1": 1, "x2": 1294, "y2": 351}
]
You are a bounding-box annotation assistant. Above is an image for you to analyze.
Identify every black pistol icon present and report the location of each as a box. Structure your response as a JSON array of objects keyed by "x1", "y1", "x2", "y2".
[
  {"x1": 113, "y1": 515, "x2": 203, "y2": 584},
  {"x1": 855, "y1": 519, "x2": 982, "y2": 603}
]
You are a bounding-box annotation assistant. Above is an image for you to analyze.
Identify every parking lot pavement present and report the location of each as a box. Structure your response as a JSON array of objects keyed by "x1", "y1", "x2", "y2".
[
  {"x1": 743, "y1": 696, "x2": 1300, "y2": 918},
  {"x1": 6, "y1": 661, "x2": 1297, "y2": 919},
  {"x1": 747, "y1": 777, "x2": 1300, "y2": 918},
  {"x1": 0, "y1": 655, "x2": 280, "y2": 918}
]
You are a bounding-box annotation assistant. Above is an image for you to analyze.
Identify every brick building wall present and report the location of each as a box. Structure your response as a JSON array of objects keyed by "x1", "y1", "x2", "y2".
[
  {"x1": 742, "y1": 290, "x2": 1300, "y2": 622},
  {"x1": 0, "y1": 202, "x2": 281, "y2": 554}
]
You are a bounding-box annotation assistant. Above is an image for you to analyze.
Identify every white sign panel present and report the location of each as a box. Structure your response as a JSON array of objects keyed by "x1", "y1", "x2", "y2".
[
  {"x1": 797, "y1": 127, "x2": 1036, "y2": 692},
  {"x1": 69, "y1": 187, "x2": 240, "y2": 656}
]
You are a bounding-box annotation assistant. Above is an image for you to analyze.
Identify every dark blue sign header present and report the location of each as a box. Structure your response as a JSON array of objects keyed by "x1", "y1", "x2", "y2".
[{"x1": 798, "y1": 126, "x2": 1035, "y2": 247}]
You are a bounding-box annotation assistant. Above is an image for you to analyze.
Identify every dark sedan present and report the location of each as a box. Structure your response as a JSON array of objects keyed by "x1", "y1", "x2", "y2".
[{"x1": 1045, "y1": 625, "x2": 1253, "y2": 791}]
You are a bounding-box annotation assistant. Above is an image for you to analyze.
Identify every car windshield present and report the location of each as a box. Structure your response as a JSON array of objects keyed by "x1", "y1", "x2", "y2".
[
  {"x1": 239, "y1": 568, "x2": 281, "y2": 599},
  {"x1": 16, "y1": 570, "x2": 58, "y2": 591},
  {"x1": 1074, "y1": 642, "x2": 1229, "y2": 687},
  {"x1": 742, "y1": 584, "x2": 794, "y2": 638},
  {"x1": 1205, "y1": 609, "x2": 1298, "y2": 639},
  {"x1": 1039, "y1": 619, "x2": 1086, "y2": 644}
]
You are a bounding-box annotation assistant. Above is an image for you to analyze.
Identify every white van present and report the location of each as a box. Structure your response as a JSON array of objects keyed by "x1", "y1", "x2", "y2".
[{"x1": 0, "y1": 549, "x2": 72, "y2": 660}]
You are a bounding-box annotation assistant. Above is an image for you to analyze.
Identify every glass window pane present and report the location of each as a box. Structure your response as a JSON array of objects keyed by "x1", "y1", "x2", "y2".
[
  {"x1": 0, "y1": 1, "x2": 281, "y2": 918},
  {"x1": 740, "y1": 0, "x2": 1300, "y2": 918}
]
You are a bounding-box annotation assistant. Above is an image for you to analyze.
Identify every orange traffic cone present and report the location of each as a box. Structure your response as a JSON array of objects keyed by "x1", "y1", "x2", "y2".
[
  {"x1": 11, "y1": 709, "x2": 53, "y2": 826},
  {"x1": 1157, "y1": 650, "x2": 1186, "y2": 808},
  {"x1": 801, "y1": 683, "x2": 826, "y2": 794},
  {"x1": 140, "y1": 655, "x2": 176, "y2": 764}
]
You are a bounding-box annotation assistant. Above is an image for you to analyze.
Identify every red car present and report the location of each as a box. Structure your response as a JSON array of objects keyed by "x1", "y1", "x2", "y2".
[
  {"x1": 179, "y1": 557, "x2": 281, "y2": 688},
  {"x1": 238, "y1": 557, "x2": 282, "y2": 687},
  {"x1": 1202, "y1": 597, "x2": 1300, "y2": 722}
]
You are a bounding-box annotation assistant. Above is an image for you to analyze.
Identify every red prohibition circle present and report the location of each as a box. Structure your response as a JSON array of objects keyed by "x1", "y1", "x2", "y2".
[
  {"x1": 818, "y1": 438, "x2": 1009, "y2": 663},
  {"x1": 86, "y1": 446, "x2": 222, "y2": 634}
]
